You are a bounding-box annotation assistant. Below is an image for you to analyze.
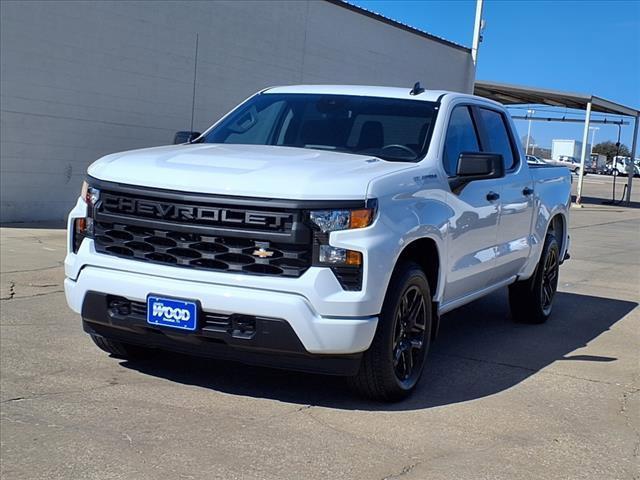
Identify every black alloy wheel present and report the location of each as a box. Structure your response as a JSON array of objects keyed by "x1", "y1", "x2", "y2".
[
  {"x1": 509, "y1": 232, "x2": 560, "y2": 324},
  {"x1": 392, "y1": 285, "x2": 428, "y2": 386},
  {"x1": 349, "y1": 262, "x2": 433, "y2": 401},
  {"x1": 540, "y1": 244, "x2": 559, "y2": 316}
]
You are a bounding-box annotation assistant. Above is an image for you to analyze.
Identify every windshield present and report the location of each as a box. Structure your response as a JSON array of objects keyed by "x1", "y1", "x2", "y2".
[{"x1": 202, "y1": 93, "x2": 438, "y2": 162}]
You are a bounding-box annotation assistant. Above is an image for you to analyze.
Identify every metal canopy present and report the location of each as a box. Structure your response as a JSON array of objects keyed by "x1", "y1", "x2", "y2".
[
  {"x1": 474, "y1": 80, "x2": 639, "y2": 206},
  {"x1": 474, "y1": 80, "x2": 640, "y2": 118}
]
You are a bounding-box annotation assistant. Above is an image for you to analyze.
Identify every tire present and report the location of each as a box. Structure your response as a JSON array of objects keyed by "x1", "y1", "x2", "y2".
[
  {"x1": 509, "y1": 233, "x2": 560, "y2": 324},
  {"x1": 349, "y1": 262, "x2": 432, "y2": 402},
  {"x1": 90, "y1": 334, "x2": 149, "y2": 359}
]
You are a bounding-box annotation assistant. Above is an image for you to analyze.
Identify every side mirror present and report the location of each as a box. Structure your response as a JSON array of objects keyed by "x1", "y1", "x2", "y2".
[
  {"x1": 450, "y1": 152, "x2": 504, "y2": 193},
  {"x1": 173, "y1": 131, "x2": 201, "y2": 144}
]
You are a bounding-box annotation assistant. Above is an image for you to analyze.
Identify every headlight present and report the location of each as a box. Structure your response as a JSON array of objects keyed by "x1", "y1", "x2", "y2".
[
  {"x1": 309, "y1": 207, "x2": 375, "y2": 232},
  {"x1": 73, "y1": 180, "x2": 99, "y2": 253},
  {"x1": 308, "y1": 203, "x2": 376, "y2": 291},
  {"x1": 319, "y1": 245, "x2": 362, "y2": 266},
  {"x1": 80, "y1": 180, "x2": 100, "y2": 205}
]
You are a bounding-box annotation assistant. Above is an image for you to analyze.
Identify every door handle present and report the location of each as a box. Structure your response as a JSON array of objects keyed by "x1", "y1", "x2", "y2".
[
  {"x1": 522, "y1": 187, "x2": 534, "y2": 196},
  {"x1": 486, "y1": 191, "x2": 500, "y2": 201}
]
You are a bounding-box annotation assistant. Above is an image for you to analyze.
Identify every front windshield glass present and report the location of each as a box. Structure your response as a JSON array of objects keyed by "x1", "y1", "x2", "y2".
[{"x1": 202, "y1": 93, "x2": 438, "y2": 162}]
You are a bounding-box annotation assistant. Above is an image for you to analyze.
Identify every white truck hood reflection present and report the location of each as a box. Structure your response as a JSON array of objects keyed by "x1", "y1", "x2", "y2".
[{"x1": 88, "y1": 143, "x2": 417, "y2": 199}]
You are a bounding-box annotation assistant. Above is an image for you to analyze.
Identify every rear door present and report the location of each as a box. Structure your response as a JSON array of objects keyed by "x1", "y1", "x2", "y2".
[
  {"x1": 442, "y1": 105, "x2": 502, "y2": 303},
  {"x1": 475, "y1": 107, "x2": 535, "y2": 282}
]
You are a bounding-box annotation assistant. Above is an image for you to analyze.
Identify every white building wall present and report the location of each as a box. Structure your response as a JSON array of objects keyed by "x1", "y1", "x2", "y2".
[{"x1": 0, "y1": 0, "x2": 474, "y2": 222}]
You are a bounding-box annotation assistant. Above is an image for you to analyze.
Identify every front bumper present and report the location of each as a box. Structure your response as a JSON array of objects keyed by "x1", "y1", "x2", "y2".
[
  {"x1": 65, "y1": 264, "x2": 378, "y2": 357},
  {"x1": 81, "y1": 292, "x2": 364, "y2": 375}
]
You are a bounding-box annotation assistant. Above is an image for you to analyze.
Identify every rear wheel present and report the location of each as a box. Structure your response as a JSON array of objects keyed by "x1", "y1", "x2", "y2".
[
  {"x1": 90, "y1": 334, "x2": 149, "y2": 359},
  {"x1": 349, "y1": 262, "x2": 432, "y2": 401},
  {"x1": 509, "y1": 233, "x2": 560, "y2": 324}
]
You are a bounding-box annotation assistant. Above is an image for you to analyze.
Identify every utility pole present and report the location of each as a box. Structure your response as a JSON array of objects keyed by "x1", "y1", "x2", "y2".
[
  {"x1": 471, "y1": 0, "x2": 484, "y2": 66},
  {"x1": 525, "y1": 109, "x2": 535, "y2": 155},
  {"x1": 190, "y1": 33, "x2": 199, "y2": 136},
  {"x1": 589, "y1": 127, "x2": 599, "y2": 154}
]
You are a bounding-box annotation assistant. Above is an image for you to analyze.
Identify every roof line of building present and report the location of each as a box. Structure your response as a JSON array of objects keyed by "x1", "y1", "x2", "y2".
[{"x1": 324, "y1": 0, "x2": 472, "y2": 54}]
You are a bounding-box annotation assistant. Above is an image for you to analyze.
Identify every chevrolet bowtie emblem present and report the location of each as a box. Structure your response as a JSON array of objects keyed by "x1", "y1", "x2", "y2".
[{"x1": 252, "y1": 248, "x2": 274, "y2": 258}]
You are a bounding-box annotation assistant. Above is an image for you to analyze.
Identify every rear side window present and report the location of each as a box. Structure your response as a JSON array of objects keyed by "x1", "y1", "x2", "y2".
[
  {"x1": 443, "y1": 106, "x2": 480, "y2": 176},
  {"x1": 478, "y1": 108, "x2": 517, "y2": 170}
]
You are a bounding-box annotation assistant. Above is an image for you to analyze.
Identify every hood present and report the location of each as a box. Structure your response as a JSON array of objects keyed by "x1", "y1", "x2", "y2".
[{"x1": 88, "y1": 143, "x2": 416, "y2": 200}]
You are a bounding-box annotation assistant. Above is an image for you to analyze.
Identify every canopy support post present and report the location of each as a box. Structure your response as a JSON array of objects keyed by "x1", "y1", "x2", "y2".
[
  {"x1": 625, "y1": 115, "x2": 638, "y2": 204},
  {"x1": 575, "y1": 101, "x2": 592, "y2": 205}
]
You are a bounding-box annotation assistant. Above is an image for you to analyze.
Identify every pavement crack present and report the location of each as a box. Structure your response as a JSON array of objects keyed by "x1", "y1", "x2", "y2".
[
  {"x1": 382, "y1": 462, "x2": 419, "y2": 479},
  {"x1": 619, "y1": 388, "x2": 640, "y2": 458},
  {"x1": 2, "y1": 263, "x2": 64, "y2": 274},
  {"x1": 0, "y1": 381, "x2": 134, "y2": 403},
  {"x1": 1, "y1": 396, "x2": 25, "y2": 403},
  {"x1": 0, "y1": 289, "x2": 64, "y2": 301}
]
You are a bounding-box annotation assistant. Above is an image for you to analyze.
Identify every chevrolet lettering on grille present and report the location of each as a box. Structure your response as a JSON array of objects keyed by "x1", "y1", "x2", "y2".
[{"x1": 101, "y1": 194, "x2": 292, "y2": 230}]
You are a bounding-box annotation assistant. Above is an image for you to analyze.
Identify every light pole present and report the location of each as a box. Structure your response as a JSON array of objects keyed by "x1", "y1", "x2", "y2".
[
  {"x1": 589, "y1": 127, "x2": 599, "y2": 154},
  {"x1": 471, "y1": 0, "x2": 484, "y2": 66},
  {"x1": 525, "y1": 109, "x2": 535, "y2": 154}
]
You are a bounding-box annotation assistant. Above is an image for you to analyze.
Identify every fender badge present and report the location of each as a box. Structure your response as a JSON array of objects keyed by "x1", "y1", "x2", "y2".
[{"x1": 253, "y1": 248, "x2": 274, "y2": 258}]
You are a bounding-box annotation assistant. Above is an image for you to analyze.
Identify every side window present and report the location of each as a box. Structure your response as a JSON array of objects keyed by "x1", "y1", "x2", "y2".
[
  {"x1": 478, "y1": 108, "x2": 517, "y2": 170},
  {"x1": 443, "y1": 106, "x2": 481, "y2": 176}
]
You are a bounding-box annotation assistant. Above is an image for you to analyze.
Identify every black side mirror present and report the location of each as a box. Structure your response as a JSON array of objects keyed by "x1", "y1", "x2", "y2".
[
  {"x1": 173, "y1": 131, "x2": 201, "y2": 144},
  {"x1": 450, "y1": 152, "x2": 504, "y2": 193}
]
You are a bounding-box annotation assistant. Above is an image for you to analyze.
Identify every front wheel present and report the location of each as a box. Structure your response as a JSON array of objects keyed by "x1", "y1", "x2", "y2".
[
  {"x1": 509, "y1": 233, "x2": 560, "y2": 324},
  {"x1": 349, "y1": 262, "x2": 432, "y2": 401}
]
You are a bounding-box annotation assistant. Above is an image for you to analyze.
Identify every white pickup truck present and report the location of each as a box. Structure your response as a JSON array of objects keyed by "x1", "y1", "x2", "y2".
[{"x1": 65, "y1": 85, "x2": 572, "y2": 401}]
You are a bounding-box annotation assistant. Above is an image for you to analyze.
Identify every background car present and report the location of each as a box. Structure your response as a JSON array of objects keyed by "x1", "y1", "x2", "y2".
[
  {"x1": 526, "y1": 155, "x2": 548, "y2": 165},
  {"x1": 548, "y1": 156, "x2": 586, "y2": 175},
  {"x1": 609, "y1": 157, "x2": 640, "y2": 177}
]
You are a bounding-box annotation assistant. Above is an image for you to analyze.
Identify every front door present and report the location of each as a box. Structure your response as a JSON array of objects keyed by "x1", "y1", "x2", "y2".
[{"x1": 441, "y1": 105, "x2": 501, "y2": 303}]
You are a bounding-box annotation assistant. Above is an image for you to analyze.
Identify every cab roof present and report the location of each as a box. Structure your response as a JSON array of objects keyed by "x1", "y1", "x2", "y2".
[
  {"x1": 264, "y1": 84, "x2": 451, "y2": 102},
  {"x1": 262, "y1": 85, "x2": 508, "y2": 113}
]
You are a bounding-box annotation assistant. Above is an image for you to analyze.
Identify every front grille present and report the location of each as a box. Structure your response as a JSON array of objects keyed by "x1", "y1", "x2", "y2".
[
  {"x1": 87, "y1": 179, "x2": 366, "y2": 289},
  {"x1": 94, "y1": 222, "x2": 310, "y2": 277}
]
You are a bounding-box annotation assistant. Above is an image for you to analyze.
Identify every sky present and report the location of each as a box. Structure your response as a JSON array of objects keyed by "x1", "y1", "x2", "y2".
[{"x1": 352, "y1": 0, "x2": 640, "y2": 153}]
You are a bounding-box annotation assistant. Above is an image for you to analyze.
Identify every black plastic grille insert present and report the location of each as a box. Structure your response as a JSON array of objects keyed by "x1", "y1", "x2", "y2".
[{"x1": 94, "y1": 222, "x2": 311, "y2": 278}]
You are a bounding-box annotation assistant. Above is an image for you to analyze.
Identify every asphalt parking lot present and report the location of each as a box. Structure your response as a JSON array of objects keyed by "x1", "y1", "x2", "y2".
[{"x1": 1, "y1": 174, "x2": 639, "y2": 480}]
